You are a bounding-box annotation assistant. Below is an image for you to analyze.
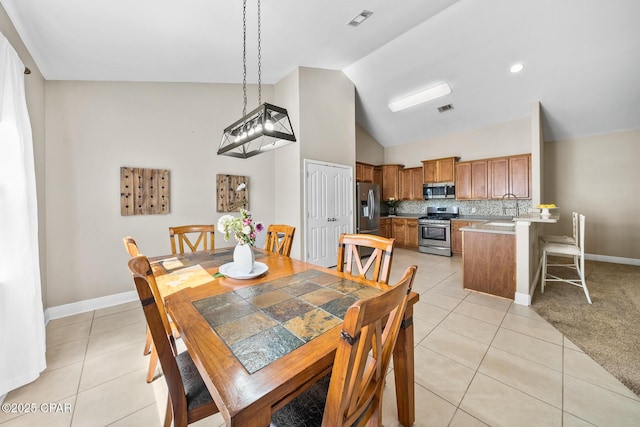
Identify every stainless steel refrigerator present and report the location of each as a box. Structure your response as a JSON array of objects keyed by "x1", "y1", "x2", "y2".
[{"x1": 356, "y1": 182, "x2": 381, "y2": 256}]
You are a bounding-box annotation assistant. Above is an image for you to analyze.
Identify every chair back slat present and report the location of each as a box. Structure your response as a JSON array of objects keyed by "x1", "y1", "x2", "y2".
[
  {"x1": 322, "y1": 265, "x2": 417, "y2": 426},
  {"x1": 264, "y1": 224, "x2": 296, "y2": 257},
  {"x1": 571, "y1": 211, "x2": 579, "y2": 242},
  {"x1": 336, "y1": 234, "x2": 395, "y2": 284},
  {"x1": 169, "y1": 225, "x2": 215, "y2": 255}
]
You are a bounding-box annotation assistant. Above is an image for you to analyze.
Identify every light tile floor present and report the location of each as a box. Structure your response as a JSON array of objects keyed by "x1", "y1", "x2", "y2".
[{"x1": 2, "y1": 249, "x2": 640, "y2": 426}]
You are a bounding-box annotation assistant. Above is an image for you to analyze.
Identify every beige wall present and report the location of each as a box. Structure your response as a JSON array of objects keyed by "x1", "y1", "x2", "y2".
[
  {"x1": 384, "y1": 118, "x2": 531, "y2": 167},
  {"x1": 275, "y1": 67, "x2": 356, "y2": 260},
  {"x1": 298, "y1": 67, "x2": 355, "y2": 167},
  {"x1": 543, "y1": 129, "x2": 640, "y2": 259},
  {"x1": 44, "y1": 81, "x2": 278, "y2": 306},
  {"x1": 530, "y1": 102, "x2": 543, "y2": 206},
  {"x1": 274, "y1": 68, "x2": 302, "y2": 258},
  {"x1": 43, "y1": 68, "x2": 356, "y2": 307},
  {"x1": 356, "y1": 124, "x2": 384, "y2": 165},
  {"x1": 1, "y1": 5, "x2": 47, "y2": 306}
]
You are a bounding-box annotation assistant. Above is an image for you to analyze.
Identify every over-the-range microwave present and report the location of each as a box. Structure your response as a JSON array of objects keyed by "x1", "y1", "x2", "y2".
[{"x1": 423, "y1": 182, "x2": 455, "y2": 199}]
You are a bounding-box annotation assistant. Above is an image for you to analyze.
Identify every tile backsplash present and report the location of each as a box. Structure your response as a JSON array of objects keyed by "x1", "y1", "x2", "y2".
[{"x1": 391, "y1": 199, "x2": 532, "y2": 217}]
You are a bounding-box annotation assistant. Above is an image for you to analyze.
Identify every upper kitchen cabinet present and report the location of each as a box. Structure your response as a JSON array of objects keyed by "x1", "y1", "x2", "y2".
[
  {"x1": 489, "y1": 154, "x2": 531, "y2": 199},
  {"x1": 381, "y1": 164, "x2": 404, "y2": 200},
  {"x1": 456, "y1": 160, "x2": 488, "y2": 200},
  {"x1": 373, "y1": 166, "x2": 383, "y2": 191},
  {"x1": 355, "y1": 162, "x2": 376, "y2": 183},
  {"x1": 422, "y1": 157, "x2": 460, "y2": 183},
  {"x1": 399, "y1": 167, "x2": 424, "y2": 200}
]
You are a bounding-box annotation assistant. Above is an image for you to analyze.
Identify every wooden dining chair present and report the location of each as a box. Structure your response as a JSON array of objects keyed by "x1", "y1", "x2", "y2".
[
  {"x1": 169, "y1": 225, "x2": 215, "y2": 254},
  {"x1": 123, "y1": 235, "x2": 140, "y2": 257},
  {"x1": 270, "y1": 265, "x2": 418, "y2": 426},
  {"x1": 263, "y1": 224, "x2": 296, "y2": 257},
  {"x1": 122, "y1": 236, "x2": 180, "y2": 383},
  {"x1": 123, "y1": 236, "x2": 151, "y2": 356},
  {"x1": 128, "y1": 254, "x2": 220, "y2": 427},
  {"x1": 337, "y1": 233, "x2": 396, "y2": 284}
]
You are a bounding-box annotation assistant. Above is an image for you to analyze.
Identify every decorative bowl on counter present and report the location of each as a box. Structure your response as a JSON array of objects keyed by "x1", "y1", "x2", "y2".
[{"x1": 536, "y1": 204, "x2": 558, "y2": 218}]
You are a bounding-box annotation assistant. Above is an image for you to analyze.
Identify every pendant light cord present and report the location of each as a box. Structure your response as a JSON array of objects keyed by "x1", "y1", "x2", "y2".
[
  {"x1": 242, "y1": 0, "x2": 262, "y2": 115},
  {"x1": 242, "y1": 0, "x2": 247, "y2": 119},
  {"x1": 257, "y1": 0, "x2": 262, "y2": 105}
]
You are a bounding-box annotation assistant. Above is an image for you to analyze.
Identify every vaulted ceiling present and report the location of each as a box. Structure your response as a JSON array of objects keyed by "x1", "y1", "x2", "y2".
[{"x1": 2, "y1": 0, "x2": 639, "y2": 146}]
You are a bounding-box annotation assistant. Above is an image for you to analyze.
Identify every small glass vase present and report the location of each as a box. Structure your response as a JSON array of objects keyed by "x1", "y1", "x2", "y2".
[
  {"x1": 389, "y1": 206, "x2": 396, "y2": 216},
  {"x1": 233, "y1": 242, "x2": 255, "y2": 274}
]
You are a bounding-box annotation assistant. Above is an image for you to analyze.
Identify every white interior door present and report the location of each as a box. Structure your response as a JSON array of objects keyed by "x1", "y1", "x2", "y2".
[{"x1": 305, "y1": 160, "x2": 353, "y2": 268}]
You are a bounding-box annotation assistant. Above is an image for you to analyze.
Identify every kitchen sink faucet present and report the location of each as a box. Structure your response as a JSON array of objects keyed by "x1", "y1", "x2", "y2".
[{"x1": 501, "y1": 193, "x2": 520, "y2": 217}]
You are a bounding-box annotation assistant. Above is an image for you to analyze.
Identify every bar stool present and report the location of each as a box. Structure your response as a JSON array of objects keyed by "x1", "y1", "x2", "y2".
[
  {"x1": 541, "y1": 211, "x2": 578, "y2": 245},
  {"x1": 540, "y1": 214, "x2": 591, "y2": 304}
]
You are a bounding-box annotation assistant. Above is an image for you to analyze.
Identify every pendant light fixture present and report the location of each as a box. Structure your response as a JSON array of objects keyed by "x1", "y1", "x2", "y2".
[{"x1": 218, "y1": 0, "x2": 296, "y2": 158}]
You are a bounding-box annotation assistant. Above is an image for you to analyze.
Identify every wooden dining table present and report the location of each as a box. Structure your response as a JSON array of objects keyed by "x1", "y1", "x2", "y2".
[{"x1": 150, "y1": 247, "x2": 419, "y2": 427}]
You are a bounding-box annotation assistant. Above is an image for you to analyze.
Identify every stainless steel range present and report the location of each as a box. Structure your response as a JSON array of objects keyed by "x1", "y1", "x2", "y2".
[{"x1": 418, "y1": 206, "x2": 459, "y2": 256}]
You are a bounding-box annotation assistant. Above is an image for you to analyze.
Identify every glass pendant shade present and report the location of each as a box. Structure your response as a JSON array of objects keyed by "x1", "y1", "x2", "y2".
[{"x1": 218, "y1": 102, "x2": 296, "y2": 158}]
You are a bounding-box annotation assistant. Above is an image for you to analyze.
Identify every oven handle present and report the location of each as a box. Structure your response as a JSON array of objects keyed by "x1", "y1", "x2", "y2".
[{"x1": 419, "y1": 223, "x2": 450, "y2": 229}]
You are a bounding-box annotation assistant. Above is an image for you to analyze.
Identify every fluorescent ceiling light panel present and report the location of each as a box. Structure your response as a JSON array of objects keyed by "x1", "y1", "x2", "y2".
[{"x1": 389, "y1": 83, "x2": 451, "y2": 112}]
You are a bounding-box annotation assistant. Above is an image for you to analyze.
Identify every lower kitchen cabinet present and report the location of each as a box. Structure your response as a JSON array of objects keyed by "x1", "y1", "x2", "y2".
[
  {"x1": 380, "y1": 217, "x2": 392, "y2": 238},
  {"x1": 451, "y1": 220, "x2": 481, "y2": 254},
  {"x1": 391, "y1": 218, "x2": 418, "y2": 249},
  {"x1": 462, "y1": 231, "x2": 515, "y2": 299}
]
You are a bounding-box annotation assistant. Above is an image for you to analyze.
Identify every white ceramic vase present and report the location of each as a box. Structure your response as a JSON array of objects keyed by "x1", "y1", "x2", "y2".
[{"x1": 233, "y1": 242, "x2": 255, "y2": 274}]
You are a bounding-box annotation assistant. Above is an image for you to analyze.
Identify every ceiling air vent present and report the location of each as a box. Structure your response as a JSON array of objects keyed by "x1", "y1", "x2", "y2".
[
  {"x1": 348, "y1": 10, "x2": 373, "y2": 27},
  {"x1": 437, "y1": 104, "x2": 454, "y2": 113}
]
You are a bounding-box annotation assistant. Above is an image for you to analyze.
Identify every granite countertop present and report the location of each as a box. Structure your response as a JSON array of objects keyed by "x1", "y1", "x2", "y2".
[
  {"x1": 460, "y1": 220, "x2": 516, "y2": 235},
  {"x1": 513, "y1": 213, "x2": 559, "y2": 223},
  {"x1": 456, "y1": 215, "x2": 514, "y2": 221},
  {"x1": 381, "y1": 214, "x2": 422, "y2": 219}
]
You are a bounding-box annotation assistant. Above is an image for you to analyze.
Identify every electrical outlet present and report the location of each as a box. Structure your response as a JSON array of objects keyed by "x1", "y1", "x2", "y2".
[
  {"x1": 471, "y1": 207, "x2": 477, "y2": 213},
  {"x1": 421, "y1": 206, "x2": 426, "y2": 213}
]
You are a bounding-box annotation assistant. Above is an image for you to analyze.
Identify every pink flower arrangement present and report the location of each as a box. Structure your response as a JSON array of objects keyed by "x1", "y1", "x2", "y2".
[{"x1": 217, "y1": 209, "x2": 263, "y2": 246}]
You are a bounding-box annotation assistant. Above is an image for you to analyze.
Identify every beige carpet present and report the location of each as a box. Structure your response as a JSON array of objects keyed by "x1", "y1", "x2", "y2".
[{"x1": 532, "y1": 258, "x2": 640, "y2": 397}]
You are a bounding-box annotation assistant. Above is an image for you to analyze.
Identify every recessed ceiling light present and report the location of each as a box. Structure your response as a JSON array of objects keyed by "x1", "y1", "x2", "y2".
[
  {"x1": 389, "y1": 83, "x2": 452, "y2": 112},
  {"x1": 510, "y1": 63, "x2": 524, "y2": 73},
  {"x1": 347, "y1": 10, "x2": 373, "y2": 27}
]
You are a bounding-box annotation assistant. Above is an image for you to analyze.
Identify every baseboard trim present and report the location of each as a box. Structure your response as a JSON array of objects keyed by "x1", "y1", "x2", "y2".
[
  {"x1": 514, "y1": 292, "x2": 532, "y2": 306},
  {"x1": 44, "y1": 290, "x2": 138, "y2": 323},
  {"x1": 585, "y1": 253, "x2": 640, "y2": 266}
]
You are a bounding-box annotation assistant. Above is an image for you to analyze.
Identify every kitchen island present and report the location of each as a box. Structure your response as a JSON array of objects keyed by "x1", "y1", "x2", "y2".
[
  {"x1": 461, "y1": 221, "x2": 516, "y2": 299},
  {"x1": 461, "y1": 214, "x2": 558, "y2": 305}
]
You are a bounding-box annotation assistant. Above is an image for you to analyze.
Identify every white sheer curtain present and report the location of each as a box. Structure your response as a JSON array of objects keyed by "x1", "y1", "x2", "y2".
[{"x1": 0, "y1": 32, "x2": 46, "y2": 395}]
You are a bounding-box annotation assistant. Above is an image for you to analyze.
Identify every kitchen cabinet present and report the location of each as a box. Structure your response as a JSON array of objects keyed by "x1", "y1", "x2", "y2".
[
  {"x1": 489, "y1": 154, "x2": 531, "y2": 199},
  {"x1": 455, "y1": 160, "x2": 488, "y2": 200},
  {"x1": 399, "y1": 167, "x2": 424, "y2": 200},
  {"x1": 380, "y1": 217, "x2": 392, "y2": 239},
  {"x1": 381, "y1": 164, "x2": 404, "y2": 201},
  {"x1": 373, "y1": 167, "x2": 383, "y2": 191},
  {"x1": 406, "y1": 219, "x2": 418, "y2": 248},
  {"x1": 463, "y1": 230, "x2": 516, "y2": 299},
  {"x1": 422, "y1": 157, "x2": 460, "y2": 183},
  {"x1": 391, "y1": 218, "x2": 418, "y2": 249},
  {"x1": 355, "y1": 162, "x2": 376, "y2": 183},
  {"x1": 451, "y1": 219, "x2": 482, "y2": 254}
]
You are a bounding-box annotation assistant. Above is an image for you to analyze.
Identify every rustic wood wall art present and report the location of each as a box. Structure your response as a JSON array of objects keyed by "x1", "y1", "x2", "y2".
[
  {"x1": 216, "y1": 174, "x2": 249, "y2": 212},
  {"x1": 120, "y1": 167, "x2": 170, "y2": 216}
]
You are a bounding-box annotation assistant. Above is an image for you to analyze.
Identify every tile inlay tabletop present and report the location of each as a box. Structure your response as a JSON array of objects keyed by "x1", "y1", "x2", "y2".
[{"x1": 193, "y1": 270, "x2": 381, "y2": 373}]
